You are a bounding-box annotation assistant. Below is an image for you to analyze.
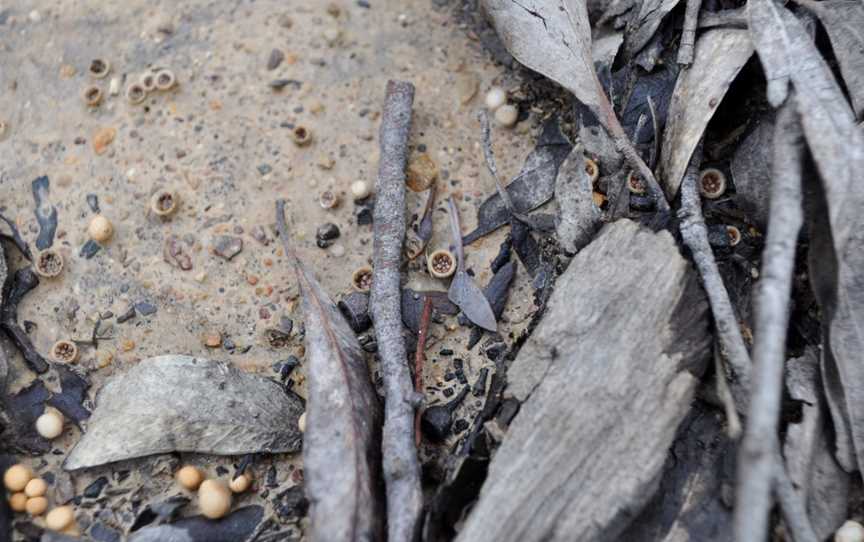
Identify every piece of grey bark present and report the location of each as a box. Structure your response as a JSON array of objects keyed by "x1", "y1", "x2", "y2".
[
  {"x1": 730, "y1": 112, "x2": 774, "y2": 229},
  {"x1": 64, "y1": 356, "x2": 304, "y2": 470},
  {"x1": 554, "y1": 145, "x2": 601, "y2": 257},
  {"x1": 796, "y1": 0, "x2": 864, "y2": 120},
  {"x1": 658, "y1": 29, "x2": 753, "y2": 198},
  {"x1": 457, "y1": 220, "x2": 711, "y2": 542},
  {"x1": 783, "y1": 350, "x2": 850, "y2": 540}
]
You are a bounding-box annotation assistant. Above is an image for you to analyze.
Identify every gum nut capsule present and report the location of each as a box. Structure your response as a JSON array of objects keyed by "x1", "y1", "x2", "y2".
[
  {"x1": 140, "y1": 72, "x2": 157, "y2": 92},
  {"x1": 198, "y1": 479, "x2": 232, "y2": 519},
  {"x1": 24, "y1": 478, "x2": 47, "y2": 498},
  {"x1": 699, "y1": 168, "x2": 727, "y2": 199},
  {"x1": 25, "y1": 496, "x2": 48, "y2": 516},
  {"x1": 836, "y1": 520, "x2": 864, "y2": 542},
  {"x1": 82, "y1": 85, "x2": 103, "y2": 107},
  {"x1": 151, "y1": 189, "x2": 179, "y2": 216},
  {"x1": 351, "y1": 266, "x2": 373, "y2": 293},
  {"x1": 9, "y1": 492, "x2": 27, "y2": 512},
  {"x1": 627, "y1": 172, "x2": 646, "y2": 194},
  {"x1": 88, "y1": 214, "x2": 114, "y2": 243},
  {"x1": 88, "y1": 58, "x2": 110, "y2": 79},
  {"x1": 291, "y1": 125, "x2": 313, "y2": 146},
  {"x1": 51, "y1": 340, "x2": 78, "y2": 363},
  {"x1": 319, "y1": 190, "x2": 339, "y2": 209},
  {"x1": 4, "y1": 464, "x2": 33, "y2": 492},
  {"x1": 298, "y1": 411, "x2": 307, "y2": 433},
  {"x1": 45, "y1": 505, "x2": 74, "y2": 531},
  {"x1": 36, "y1": 410, "x2": 64, "y2": 440},
  {"x1": 176, "y1": 465, "x2": 204, "y2": 490},
  {"x1": 351, "y1": 180, "x2": 371, "y2": 200},
  {"x1": 229, "y1": 474, "x2": 251, "y2": 494},
  {"x1": 584, "y1": 158, "x2": 599, "y2": 184},
  {"x1": 427, "y1": 249, "x2": 456, "y2": 279},
  {"x1": 34, "y1": 249, "x2": 63, "y2": 278},
  {"x1": 494, "y1": 104, "x2": 518, "y2": 128},
  {"x1": 484, "y1": 87, "x2": 507, "y2": 111},
  {"x1": 126, "y1": 83, "x2": 147, "y2": 105},
  {"x1": 155, "y1": 69, "x2": 176, "y2": 90},
  {"x1": 726, "y1": 225, "x2": 742, "y2": 247}
]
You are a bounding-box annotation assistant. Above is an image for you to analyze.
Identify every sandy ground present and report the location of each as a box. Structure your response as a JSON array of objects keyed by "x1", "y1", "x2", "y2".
[{"x1": 0, "y1": 0, "x2": 552, "y2": 538}]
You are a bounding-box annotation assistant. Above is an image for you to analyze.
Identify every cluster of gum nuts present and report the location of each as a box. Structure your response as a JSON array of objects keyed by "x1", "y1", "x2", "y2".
[
  {"x1": 4, "y1": 464, "x2": 77, "y2": 534},
  {"x1": 174, "y1": 465, "x2": 252, "y2": 519}
]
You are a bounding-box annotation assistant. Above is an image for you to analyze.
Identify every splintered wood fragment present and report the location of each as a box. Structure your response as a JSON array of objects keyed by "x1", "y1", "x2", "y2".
[
  {"x1": 554, "y1": 144, "x2": 601, "y2": 258},
  {"x1": 369, "y1": 79, "x2": 423, "y2": 542},
  {"x1": 735, "y1": 100, "x2": 805, "y2": 542},
  {"x1": 275, "y1": 201, "x2": 384, "y2": 542},
  {"x1": 678, "y1": 143, "x2": 752, "y2": 407},
  {"x1": 458, "y1": 220, "x2": 711, "y2": 542},
  {"x1": 64, "y1": 355, "x2": 304, "y2": 470},
  {"x1": 678, "y1": 0, "x2": 703, "y2": 65}
]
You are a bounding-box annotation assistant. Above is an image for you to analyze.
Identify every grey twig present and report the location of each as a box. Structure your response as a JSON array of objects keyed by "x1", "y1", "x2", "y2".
[
  {"x1": 678, "y1": 142, "x2": 751, "y2": 405},
  {"x1": 774, "y1": 450, "x2": 819, "y2": 542},
  {"x1": 714, "y1": 349, "x2": 742, "y2": 439},
  {"x1": 647, "y1": 95, "x2": 660, "y2": 171},
  {"x1": 370, "y1": 79, "x2": 423, "y2": 542},
  {"x1": 735, "y1": 99, "x2": 807, "y2": 542},
  {"x1": 678, "y1": 0, "x2": 704, "y2": 65}
]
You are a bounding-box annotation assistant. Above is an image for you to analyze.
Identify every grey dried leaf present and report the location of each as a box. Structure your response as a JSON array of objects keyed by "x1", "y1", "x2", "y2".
[
  {"x1": 796, "y1": 0, "x2": 864, "y2": 119},
  {"x1": 748, "y1": 0, "x2": 864, "y2": 474},
  {"x1": 64, "y1": 355, "x2": 304, "y2": 470},
  {"x1": 658, "y1": 28, "x2": 753, "y2": 198},
  {"x1": 448, "y1": 198, "x2": 497, "y2": 332},
  {"x1": 730, "y1": 113, "x2": 774, "y2": 228},
  {"x1": 624, "y1": 0, "x2": 682, "y2": 58},
  {"x1": 555, "y1": 144, "x2": 602, "y2": 256},
  {"x1": 276, "y1": 200, "x2": 384, "y2": 541}
]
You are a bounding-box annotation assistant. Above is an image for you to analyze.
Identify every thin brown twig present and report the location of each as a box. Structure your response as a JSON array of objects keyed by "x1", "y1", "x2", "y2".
[
  {"x1": 369, "y1": 79, "x2": 423, "y2": 542},
  {"x1": 414, "y1": 296, "x2": 433, "y2": 446}
]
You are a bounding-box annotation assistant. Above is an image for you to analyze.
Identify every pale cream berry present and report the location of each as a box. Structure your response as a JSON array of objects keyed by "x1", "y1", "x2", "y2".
[
  {"x1": 229, "y1": 474, "x2": 251, "y2": 494},
  {"x1": 836, "y1": 520, "x2": 864, "y2": 542},
  {"x1": 351, "y1": 180, "x2": 371, "y2": 199},
  {"x1": 88, "y1": 215, "x2": 114, "y2": 243},
  {"x1": 198, "y1": 479, "x2": 232, "y2": 519},
  {"x1": 176, "y1": 465, "x2": 204, "y2": 491},
  {"x1": 4, "y1": 464, "x2": 33, "y2": 492},
  {"x1": 45, "y1": 505, "x2": 75, "y2": 531},
  {"x1": 24, "y1": 478, "x2": 47, "y2": 498},
  {"x1": 494, "y1": 104, "x2": 518, "y2": 128},
  {"x1": 484, "y1": 87, "x2": 507, "y2": 111},
  {"x1": 25, "y1": 496, "x2": 48, "y2": 516},
  {"x1": 35, "y1": 410, "x2": 64, "y2": 440},
  {"x1": 9, "y1": 492, "x2": 27, "y2": 512},
  {"x1": 298, "y1": 411, "x2": 307, "y2": 433}
]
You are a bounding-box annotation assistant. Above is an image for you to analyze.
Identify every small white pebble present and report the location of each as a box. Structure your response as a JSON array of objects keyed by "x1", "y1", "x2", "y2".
[
  {"x1": 298, "y1": 411, "x2": 307, "y2": 433},
  {"x1": 836, "y1": 521, "x2": 864, "y2": 542},
  {"x1": 494, "y1": 104, "x2": 519, "y2": 128},
  {"x1": 351, "y1": 180, "x2": 371, "y2": 200},
  {"x1": 88, "y1": 215, "x2": 114, "y2": 243},
  {"x1": 330, "y1": 244, "x2": 346, "y2": 257},
  {"x1": 28, "y1": 10, "x2": 42, "y2": 23},
  {"x1": 35, "y1": 410, "x2": 64, "y2": 440},
  {"x1": 109, "y1": 77, "x2": 121, "y2": 96},
  {"x1": 484, "y1": 87, "x2": 507, "y2": 111}
]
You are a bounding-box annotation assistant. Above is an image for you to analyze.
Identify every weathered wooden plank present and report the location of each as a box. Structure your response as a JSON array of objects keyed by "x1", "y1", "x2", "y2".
[{"x1": 457, "y1": 219, "x2": 711, "y2": 542}]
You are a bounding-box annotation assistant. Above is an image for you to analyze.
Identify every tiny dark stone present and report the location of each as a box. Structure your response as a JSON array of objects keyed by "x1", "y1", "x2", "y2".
[
  {"x1": 274, "y1": 485, "x2": 309, "y2": 520},
  {"x1": 266, "y1": 465, "x2": 278, "y2": 488},
  {"x1": 473, "y1": 367, "x2": 489, "y2": 396},
  {"x1": 257, "y1": 164, "x2": 273, "y2": 176},
  {"x1": 454, "y1": 358, "x2": 463, "y2": 370},
  {"x1": 80, "y1": 239, "x2": 102, "y2": 259},
  {"x1": 251, "y1": 225, "x2": 271, "y2": 245},
  {"x1": 316, "y1": 223, "x2": 340, "y2": 241},
  {"x1": 274, "y1": 356, "x2": 301, "y2": 381},
  {"x1": 443, "y1": 387, "x2": 455, "y2": 398},
  {"x1": 83, "y1": 476, "x2": 109, "y2": 499},
  {"x1": 117, "y1": 306, "x2": 136, "y2": 323},
  {"x1": 213, "y1": 235, "x2": 244, "y2": 260},
  {"x1": 224, "y1": 338, "x2": 236, "y2": 351},
  {"x1": 269, "y1": 79, "x2": 303, "y2": 90},
  {"x1": 267, "y1": 48, "x2": 285, "y2": 70},
  {"x1": 279, "y1": 317, "x2": 294, "y2": 334},
  {"x1": 439, "y1": 348, "x2": 454, "y2": 356},
  {"x1": 265, "y1": 328, "x2": 291, "y2": 348},
  {"x1": 484, "y1": 341, "x2": 506, "y2": 360},
  {"x1": 444, "y1": 372, "x2": 455, "y2": 382},
  {"x1": 135, "y1": 301, "x2": 157, "y2": 316},
  {"x1": 357, "y1": 0, "x2": 370, "y2": 7},
  {"x1": 86, "y1": 194, "x2": 100, "y2": 213},
  {"x1": 456, "y1": 370, "x2": 468, "y2": 385},
  {"x1": 357, "y1": 207, "x2": 374, "y2": 225}
]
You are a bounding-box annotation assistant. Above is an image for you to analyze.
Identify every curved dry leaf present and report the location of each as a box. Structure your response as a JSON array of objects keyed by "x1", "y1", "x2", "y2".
[
  {"x1": 748, "y1": 0, "x2": 864, "y2": 473},
  {"x1": 448, "y1": 198, "x2": 497, "y2": 332},
  {"x1": 276, "y1": 201, "x2": 384, "y2": 541},
  {"x1": 624, "y1": 0, "x2": 683, "y2": 58},
  {"x1": 64, "y1": 355, "x2": 304, "y2": 470},
  {"x1": 658, "y1": 29, "x2": 753, "y2": 197}
]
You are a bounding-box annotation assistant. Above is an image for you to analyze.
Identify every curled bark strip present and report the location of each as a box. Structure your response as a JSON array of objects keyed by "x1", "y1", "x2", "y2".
[
  {"x1": 0, "y1": 268, "x2": 49, "y2": 374},
  {"x1": 735, "y1": 99, "x2": 805, "y2": 542},
  {"x1": 678, "y1": 0, "x2": 703, "y2": 65},
  {"x1": 276, "y1": 200, "x2": 384, "y2": 542},
  {"x1": 370, "y1": 80, "x2": 423, "y2": 542}
]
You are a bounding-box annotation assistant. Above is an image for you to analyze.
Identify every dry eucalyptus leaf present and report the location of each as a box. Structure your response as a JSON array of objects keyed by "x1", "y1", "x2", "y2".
[
  {"x1": 64, "y1": 356, "x2": 304, "y2": 470},
  {"x1": 795, "y1": 0, "x2": 864, "y2": 120},
  {"x1": 749, "y1": 0, "x2": 864, "y2": 473},
  {"x1": 658, "y1": 29, "x2": 753, "y2": 198},
  {"x1": 276, "y1": 200, "x2": 384, "y2": 541},
  {"x1": 730, "y1": 113, "x2": 774, "y2": 228},
  {"x1": 448, "y1": 198, "x2": 497, "y2": 332},
  {"x1": 624, "y1": 0, "x2": 682, "y2": 58}
]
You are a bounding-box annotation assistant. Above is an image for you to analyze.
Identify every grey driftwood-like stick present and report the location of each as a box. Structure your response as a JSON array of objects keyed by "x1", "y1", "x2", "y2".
[
  {"x1": 735, "y1": 100, "x2": 806, "y2": 542},
  {"x1": 678, "y1": 0, "x2": 703, "y2": 65},
  {"x1": 370, "y1": 79, "x2": 423, "y2": 542},
  {"x1": 678, "y1": 142, "x2": 752, "y2": 406},
  {"x1": 774, "y1": 451, "x2": 818, "y2": 542}
]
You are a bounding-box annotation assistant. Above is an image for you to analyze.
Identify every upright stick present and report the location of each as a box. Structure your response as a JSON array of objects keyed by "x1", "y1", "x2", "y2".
[{"x1": 370, "y1": 79, "x2": 423, "y2": 542}]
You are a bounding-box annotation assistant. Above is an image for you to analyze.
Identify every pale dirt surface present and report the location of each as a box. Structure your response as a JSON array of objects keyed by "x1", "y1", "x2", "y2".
[{"x1": 0, "y1": 0, "x2": 551, "y2": 538}]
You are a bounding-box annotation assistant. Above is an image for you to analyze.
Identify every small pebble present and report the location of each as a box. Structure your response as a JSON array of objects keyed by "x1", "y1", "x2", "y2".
[
  {"x1": 494, "y1": 104, "x2": 518, "y2": 128},
  {"x1": 24, "y1": 478, "x2": 47, "y2": 498},
  {"x1": 485, "y1": 87, "x2": 507, "y2": 111},
  {"x1": 229, "y1": 474, "x2": 252, "y2": 494},
  {"x1": 109, "y1": 77, "x2": 121, "y2": 96},
  {"x1": 4, "y1": 465, "x2": 33, "y2": 492},
  {"x1": 316, "y1": 223, "x2": 340, "y2": 248},
  {"x1": 836, "y1": 521, "x2": 864, "y2": 542},
  {"x1": 298, "y1": 411, "x2": 307, "y2": 433},
  {"x1": 330, "y1": 244, "x2": 346, "y2": 257},
  {"x1": 406, "y1": 154, "x2": 438, "y2": 192},
  {"x1": 198, "y1": 479, "x2": 232, "y2": 519},
  {"x1": 176, "y1": 466, "x2": 204, "y2": 490},
  {"x1": 36, "y1": 409, "x2": 64, "y2": 439},
  {"x1": 45, "y1": 505, "x2": 75, "y2": 531},
  {"x1": 25, "y1": 496, "x2": 48, "y2": 516},
  {"x1": 213, "y1": 235, "x2": 243, "y2": 260},
  {"x1": 204, "y1": 332, "x2": 222, "y2": 348},
  {"x1": 267, "y1": 49, "x2": 285, "y2": 70},
  {"x1": 351, "y1": 180, "x2": 371, "y2": 199},
  {"x1": 88, "y1": 215, "x2": 114, "y2": 243}
]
